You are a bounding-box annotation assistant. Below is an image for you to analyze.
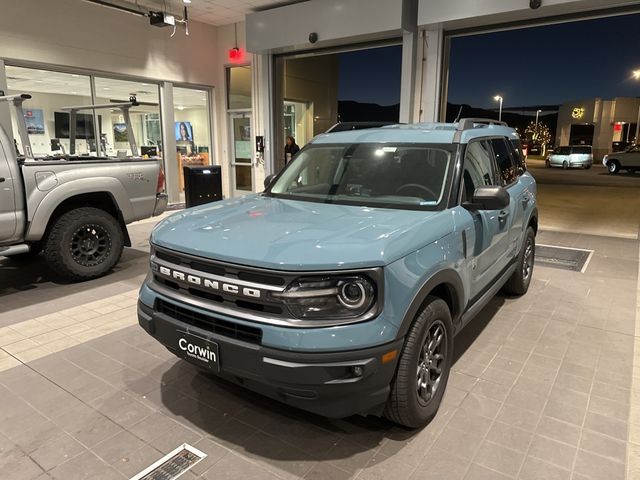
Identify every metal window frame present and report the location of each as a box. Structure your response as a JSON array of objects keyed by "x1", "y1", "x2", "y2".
[{"x1": 439, "y1": 6, "x2": 640, "y2": 122}]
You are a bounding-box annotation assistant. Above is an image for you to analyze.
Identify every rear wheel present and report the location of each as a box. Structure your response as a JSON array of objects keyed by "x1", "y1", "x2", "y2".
[
  {"x1": 43, "y1": 207, "x2": 124, "y2": 281},
  {"x1": 562, "y1": 161, "x2": 569, "y2": 169},
  {"x1": 545, "y1": 159, "x2": 551, "y2": 168},
  {"x1": 384, "y1": 296, "x2": 453, "y2": 428},
  {"x1": 607, "y1": 161, "x2": 620, "y2": 174},
  {"x1": 503, "y1": 226, "x2": 535, "y2": 295}
]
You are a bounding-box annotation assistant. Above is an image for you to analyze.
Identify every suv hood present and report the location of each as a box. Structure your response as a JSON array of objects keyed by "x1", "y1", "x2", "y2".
[{"x1": 151, "y1": 195, "x2": 452, "y2": 271}]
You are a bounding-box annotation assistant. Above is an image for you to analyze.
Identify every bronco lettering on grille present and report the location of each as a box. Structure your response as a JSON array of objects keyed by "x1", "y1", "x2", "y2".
[{"x1": 155, "y1": 264, "x2": 262, "y2": 299}]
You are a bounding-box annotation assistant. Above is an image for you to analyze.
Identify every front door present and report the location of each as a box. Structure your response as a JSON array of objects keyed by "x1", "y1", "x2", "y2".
[
  {"x1": 230, "y1": 113, "x2": 253, "y2": 197},
  {"x1": 625, "y1": 145, "x2": 640, "y2": 167},
  {"x1": 0, "y1": 141, "x2": 17, "y2": 242},
  {"x1": 460, "y1": 140, "x2": 512, "y2": 300}
]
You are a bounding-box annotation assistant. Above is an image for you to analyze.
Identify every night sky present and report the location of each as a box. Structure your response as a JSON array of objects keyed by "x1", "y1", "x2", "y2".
[
  {"x1": 448, "y1": 13, "x2": 640, "y2": 109},
  {"x1": 338, "y1": 44, "x2": 402, "y2": 106}
]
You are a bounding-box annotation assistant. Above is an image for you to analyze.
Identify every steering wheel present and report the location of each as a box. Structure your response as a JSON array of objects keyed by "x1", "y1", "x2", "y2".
[{"x1": 395, "y1": 183, "x2": 437, "y2": 200}]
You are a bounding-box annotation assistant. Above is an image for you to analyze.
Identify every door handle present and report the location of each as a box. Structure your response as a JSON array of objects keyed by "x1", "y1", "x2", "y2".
[
  {"x1": 521, "y1": 196, "x2": 529, "y2": 208},
  {"x1": 498, "y1": 210, "x2": 509, "y2": 222}
]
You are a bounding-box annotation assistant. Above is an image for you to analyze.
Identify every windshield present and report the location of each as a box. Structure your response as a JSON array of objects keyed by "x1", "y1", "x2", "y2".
[{"x1": 268, "y1": 143, "x2": 453, "y2": 210}]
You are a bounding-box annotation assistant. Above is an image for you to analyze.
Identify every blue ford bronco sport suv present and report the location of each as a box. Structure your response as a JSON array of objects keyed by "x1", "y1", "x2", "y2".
[{"x1": 138, "y1": 118, "x2": 537, "y2": 428}]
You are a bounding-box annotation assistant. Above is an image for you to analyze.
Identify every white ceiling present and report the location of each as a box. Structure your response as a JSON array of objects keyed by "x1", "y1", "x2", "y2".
[{"x1": 125, "y1": 0, "x2": 297, "y2": 26}]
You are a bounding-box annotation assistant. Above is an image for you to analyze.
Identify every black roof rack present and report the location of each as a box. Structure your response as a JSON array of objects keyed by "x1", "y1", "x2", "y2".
[{"x1": 456, "y1": 118, "x2": 508, "y2": 131}]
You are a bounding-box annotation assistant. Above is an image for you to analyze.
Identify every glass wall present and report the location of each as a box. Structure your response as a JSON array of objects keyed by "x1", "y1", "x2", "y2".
[
  {"x1": 274, "y1": 44, "x2": 402, "y2": 171},
  {"x1": 173, "y1": 86, "x2": 212, "y2": 192},
  {"x1": 227, "y1": 66, "x2": 251, "y2": 109},
  {"x1": 93, "y1": 77, "x2": 161, "y2": 158},
  {"x1": 5, "y1": 66, "x2": 94, "y2": 156},
  {"x1": 1, "y1": 63, "x2": 216, "y2": 201},
  {"x1": 227, "y1": 65, "x2": 253, "y2": 196}
]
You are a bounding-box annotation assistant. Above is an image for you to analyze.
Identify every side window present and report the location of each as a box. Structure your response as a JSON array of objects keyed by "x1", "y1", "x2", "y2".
[
  {"x1": 509, "y1": 139, "x2": 526, "y2": 174},
  {"x1": 462, "y1": 140, "x2": 495, "y2": 202},
  {"x1": 490, "y1": 138, "x2": 517, "y2": 185}
]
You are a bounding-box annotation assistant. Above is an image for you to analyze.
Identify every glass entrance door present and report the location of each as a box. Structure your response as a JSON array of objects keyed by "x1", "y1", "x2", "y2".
[{"x1": 230, "y1": 113, "x2": 253, "y2": 196}]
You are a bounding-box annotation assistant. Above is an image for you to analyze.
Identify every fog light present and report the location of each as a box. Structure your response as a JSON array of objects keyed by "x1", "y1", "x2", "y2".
[{"x1": 352, "y1": 366, "x2": 364, "y2": 377}]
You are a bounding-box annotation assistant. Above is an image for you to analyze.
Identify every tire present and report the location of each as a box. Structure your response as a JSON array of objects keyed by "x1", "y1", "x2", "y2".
[
  {"x1": 562, "y1": 161, "x2": 568, "y2": 169},
  {"x1": 503, "y1": 226, "x2": 535, "y2": 296},
  {"x1": 43, "y1": 207, "x2": 124, "y2": 281},
  {"x1": 607, "y1": 161, "x2": 620, "y2": 174},
  {"x1": 545, "y1": 160, "x2": 551, "y2": 168},
  {"x1": 584, "y1": 165, "x2": 591, "y2": 170},
  {"x1": 384, "y1": 296, "x2": 453, "y2": 428}
]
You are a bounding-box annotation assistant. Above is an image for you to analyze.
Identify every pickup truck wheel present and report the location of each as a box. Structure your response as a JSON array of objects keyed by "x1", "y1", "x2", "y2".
[
  {"x1": 43, "y1": 207, "x2": 124, "y2": 281},
  {"x1": 384, "y1": 296, "x2": 453, "y2": 428},
  {"x1": 503, "y1": 226, "x2": 535, "y2": 296},
  {"x1": 607, "y1": 161, "x2": 620, "y2": 174}
]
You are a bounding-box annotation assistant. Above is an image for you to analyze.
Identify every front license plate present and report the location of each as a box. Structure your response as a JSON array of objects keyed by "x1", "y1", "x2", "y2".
[{"x1": 177, "y1": 331, "x2": 219, "y2": 371}]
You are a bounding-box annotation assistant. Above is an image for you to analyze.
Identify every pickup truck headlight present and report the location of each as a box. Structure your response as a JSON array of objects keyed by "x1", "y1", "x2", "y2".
[{"x1": 276, "y1": 274, "x2": 378, "y2": 320}]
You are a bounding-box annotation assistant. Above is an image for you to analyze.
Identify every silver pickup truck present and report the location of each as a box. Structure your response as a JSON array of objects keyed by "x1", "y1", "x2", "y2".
[{"x1": 0, "y1": 93, "x2": 167, "y2": 281}]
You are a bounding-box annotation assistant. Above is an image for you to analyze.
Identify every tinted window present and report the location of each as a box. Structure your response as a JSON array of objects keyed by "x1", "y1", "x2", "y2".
[
  {"x1": 571, "y1": 146, "x2": 592, "y2": 154},
  {"x1": 509, "y1": 139, "x2": 526, "y2": 173},
  {"x1": 490, "y1": 138, "x2": 517, "y2": 185},
  {"x1": 462, "y1": 140, "x2": 495, "y2": 202}
]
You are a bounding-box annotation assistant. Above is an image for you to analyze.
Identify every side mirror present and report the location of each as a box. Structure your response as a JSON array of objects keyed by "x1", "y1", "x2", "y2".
[
  {"x1": 464, "y1": 186, "x2": 510, "y2": 211},
  {"x1": 264, "y1": 174, "x2": 276, "y2": 190}
]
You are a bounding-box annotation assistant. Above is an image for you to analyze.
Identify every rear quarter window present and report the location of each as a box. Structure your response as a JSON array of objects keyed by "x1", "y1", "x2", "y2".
[
  {"x1": 571, "y1": 146, "x2": 592, "y2": 154},
  {"x1": 509, "y1": 139, "x2": 526, "y2": 174}
]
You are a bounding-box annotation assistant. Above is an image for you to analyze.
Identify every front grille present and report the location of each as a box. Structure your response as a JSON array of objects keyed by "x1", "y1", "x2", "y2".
[
  {"x1": 155, "y1": 299, "x2": 262, "y2": 345},
  {"x1": 152, "y1": 246, "x2": 290, "y2": 318}
]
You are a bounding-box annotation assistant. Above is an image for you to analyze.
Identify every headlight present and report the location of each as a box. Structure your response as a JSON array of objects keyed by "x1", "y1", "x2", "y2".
[{"x1": 275, "y1": 274, "x2": 378, "y2": 320}]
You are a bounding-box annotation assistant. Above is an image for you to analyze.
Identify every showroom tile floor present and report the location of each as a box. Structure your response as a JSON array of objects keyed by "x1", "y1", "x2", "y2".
[{"x1": 0, "y1": 229, "x2": 638, "y2": 480}]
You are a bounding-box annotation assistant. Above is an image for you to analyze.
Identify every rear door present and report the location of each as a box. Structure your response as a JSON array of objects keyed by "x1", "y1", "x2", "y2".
[
  {"x1": 489, "y1": 138, "x2": 523, "y2": 259},
  {"x1": 460, "y1": 139, "x2": 511, "y2": 300},
  {"x1": 0, "y1": 140, "x2": 17, "y2": 242}
]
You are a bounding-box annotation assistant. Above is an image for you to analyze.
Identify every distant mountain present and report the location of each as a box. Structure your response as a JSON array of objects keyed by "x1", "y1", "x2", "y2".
[
  {"x1": 446, "y1": 103, "x2": 558, "y2": 136},
  {"x1": 336, "y1": 100, "x2": 558, "y2": 138}
]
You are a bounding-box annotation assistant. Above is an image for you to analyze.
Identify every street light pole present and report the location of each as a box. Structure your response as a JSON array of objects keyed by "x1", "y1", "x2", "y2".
[
  {"x1": 494, "y1": 95, "x2": 503, "y2": 122},
  {"x1": 535, "y1": 109, "x2": 541, "y2": 129},
  {"x1": 633, "y1": 70, "x2": 640, "y2": 144}
]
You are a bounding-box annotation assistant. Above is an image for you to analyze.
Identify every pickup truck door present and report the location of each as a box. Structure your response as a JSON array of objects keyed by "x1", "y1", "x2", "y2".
[
  {"x1": 0, "y1": 140, "x2": 17, "y2": 242},
  {"x1": 624, "y1": 146, "x2": 640, "y2": 167},
  {"x1": 460, "y1": 139, "x2": 512, "y2": 300}
]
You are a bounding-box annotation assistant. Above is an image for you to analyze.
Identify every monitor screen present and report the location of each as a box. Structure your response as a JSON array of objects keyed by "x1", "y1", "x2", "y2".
[
  {"x1": 175, "y1": 121, "x2": 193, "y2": 142},
  {"x1": 54, "y1": 112, "x2": 100, "y2": 140}
]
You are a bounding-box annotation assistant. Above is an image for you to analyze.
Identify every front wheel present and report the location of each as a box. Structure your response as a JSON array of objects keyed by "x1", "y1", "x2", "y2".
[
  {"x1": 384, "y1": 296, "x2": 453, "y2": 428},
  {"x1": 503, "y1": 226, "x2": 535, "y2": 295},
  {"x1": 43, "y1": 207, "x2": 124, "y2": 281},
  {"x1": 607, "y1": 161, "x2": 620, "y2": 174},
  {"x1": 562, "y1": 161, "x2": 569, "y2": 169},
  {"x1": 545, "y1": 160, "x2": 551, "y2": 168}
]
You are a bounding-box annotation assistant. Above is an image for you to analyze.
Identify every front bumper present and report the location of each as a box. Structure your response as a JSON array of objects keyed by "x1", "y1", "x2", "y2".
[
  {"x1": 138, "y1": 300, "x2": 402, "y2": 418},
  {"x1": 153, "y1": 193, "x2": 169, "y2": 216}
]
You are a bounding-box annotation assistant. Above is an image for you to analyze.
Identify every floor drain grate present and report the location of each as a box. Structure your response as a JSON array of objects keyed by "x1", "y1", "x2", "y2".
[
  {"x1": 130, "y1": 444, "x2": 207, "y2": 480},
  {"x1": 536, "y1": 244, "x2": 593, "y2": 273}
]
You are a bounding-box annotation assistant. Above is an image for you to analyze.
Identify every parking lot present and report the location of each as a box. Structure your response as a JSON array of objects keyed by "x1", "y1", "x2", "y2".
[{"x1": 1, "y1": 160, "x2": 639, "y2": 480}]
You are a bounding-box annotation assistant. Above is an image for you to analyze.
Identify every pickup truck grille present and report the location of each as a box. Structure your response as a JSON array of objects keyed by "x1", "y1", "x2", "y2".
[
  {"x1": 150, "y1": 246, "x2": 295, "y2": 322},
  {"x1": 155, "y1": 299, "x2": 262, "y2": 345}
]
